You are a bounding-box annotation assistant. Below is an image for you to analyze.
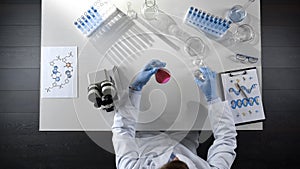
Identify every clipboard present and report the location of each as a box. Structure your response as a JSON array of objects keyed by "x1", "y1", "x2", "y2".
[{"x1": 220, "y1": 67, "x2": 265, "y2": 125}]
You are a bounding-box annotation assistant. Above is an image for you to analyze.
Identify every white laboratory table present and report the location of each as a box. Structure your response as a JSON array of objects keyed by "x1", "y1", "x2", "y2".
[{"x1": 40, "y1": 0, "x2": 263, "y2": 131}]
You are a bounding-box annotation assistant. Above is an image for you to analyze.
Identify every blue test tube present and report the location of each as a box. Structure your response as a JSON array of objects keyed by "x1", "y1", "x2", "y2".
[
  {"x1": 213, "y1": 17, "x2": 219, "y2": 30},
  {"x1": 78, "y1": 18, "x2": 90, "y2": 33},
  {"x1": 226, "y1": 20, "x2": 232, "y2": 29},
  {"x1": 88, "y1": 9, "x2": 99, "y2": 23},
  {"x1": 191, "y1": 8, "x2": 198, "y2": 21},
  {"x1": 91, "y1": 6, "x2": 102, "y2": 20},
  {"x1": 196, "y1": 10, "x2": 202, "y2": 23},
  {"x1": 85, "y1": 12, "x2": 97, "y2": 26},
  {"x1": 200, "y1": 12, "x2": 206, "y2": 26},
  {"x1": 74, "y1": 21, "x2": 86, "y2": 34},
  {"x1": 187, "y1": 7, "x2": 193, "y2": 20},
  {"x1": 81, "y1": 15, "x2": 93, "y2": 29},
  {"x1": 204, "y1": 13, "x2": 210, "y2": 30},
  {"x1": 217, "y1": 18, "x2": 223, "y2": 31},
  {"x1": 221, "y1": 21, "x2": 228, "y2": 33},
  {"x1": 208, "y1": 15, "x2": 214, "y2": 27},
  {"x1": 196, "y1": 13, "x2": 202, "y2": 27},
  {"x1": 208, "y1": 15, "x2": 215, "y2": 34}
]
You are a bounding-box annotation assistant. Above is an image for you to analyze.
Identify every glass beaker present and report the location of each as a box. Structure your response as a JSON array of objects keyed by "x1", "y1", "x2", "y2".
[
  {"x1": 228, "y1": 0, "x2": 255, "y2": 23},
  {"x1": 141, "y1": 0, "x2": 159, "y2": 20},
  {"x1": 127, "y1": 2, "x2": 137, "y2": 19},
  {"x1": 232, "y1": 24, "x2": 255, "y2": 43},
  {"x1": 184, "y1": 37, "x2": 205, "y2": 58}
]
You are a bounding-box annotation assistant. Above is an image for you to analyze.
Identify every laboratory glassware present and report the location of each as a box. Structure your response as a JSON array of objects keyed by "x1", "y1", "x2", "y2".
[
  {"x1": 155, "y1": 68, "x2": 171, "y2": 84},
  {"x1": 184, "y1": 37, "x2": 205, "y2": 58},
  {"x1": 228, "y1": 0, "x2": 255, "y2": 23},
  {"x1": 127, "y1": 2, "x2": 137, "y2": 19},
  {"x1": 141, "y1": 0, "x2": 159, "y2": 20},
  {"x1": 232, "y1": 24, "x2": 255, "y2": 43},
  {"x1": 184, "y1": 7, "x2": 232, "y2": 38}
]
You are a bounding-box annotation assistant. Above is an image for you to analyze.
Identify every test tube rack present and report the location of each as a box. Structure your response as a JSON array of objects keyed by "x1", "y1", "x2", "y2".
[
  {"x1": 184, "y1": 7, "x2": 232, "y2": 38},
  {"x1": 74, "y1": 1, "x2": 117, "y2": 37}
]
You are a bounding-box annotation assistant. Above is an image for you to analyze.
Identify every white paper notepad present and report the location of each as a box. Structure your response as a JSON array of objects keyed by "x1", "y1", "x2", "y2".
[
  {"x1": 221, "y1": 68, "x2": 265, "y2": 124},
  {"x1": 41, "y1": 46, "x2": 77, "y2": 98}
]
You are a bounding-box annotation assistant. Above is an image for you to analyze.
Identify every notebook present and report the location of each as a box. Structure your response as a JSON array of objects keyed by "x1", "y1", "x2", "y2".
[{"x1": 221, "y1": 67, "x2": 265, "y2": 124}]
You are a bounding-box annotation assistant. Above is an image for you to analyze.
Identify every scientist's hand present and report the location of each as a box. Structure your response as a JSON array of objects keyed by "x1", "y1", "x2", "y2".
[
  {"x1": 195, "y1": 67, "x2": 218, "y2": 102},
  {"x1": 130, "y1": 59, "x2": 166, "y2": 91}
]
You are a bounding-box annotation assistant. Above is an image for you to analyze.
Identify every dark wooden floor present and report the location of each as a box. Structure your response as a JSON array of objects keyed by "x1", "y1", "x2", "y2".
[{"x1": 0, "y1": 0, "x2": 299, "y2": 168}]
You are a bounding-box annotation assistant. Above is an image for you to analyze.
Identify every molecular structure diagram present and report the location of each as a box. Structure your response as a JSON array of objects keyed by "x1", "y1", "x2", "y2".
[{"x1": 45, "y1": 51, "x2": 74, "y2": 92}]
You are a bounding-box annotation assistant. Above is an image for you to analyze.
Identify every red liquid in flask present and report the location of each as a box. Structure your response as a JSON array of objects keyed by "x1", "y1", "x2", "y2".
[{"x1": 155, "y1": 68, "x2": 171, "y2": 84}]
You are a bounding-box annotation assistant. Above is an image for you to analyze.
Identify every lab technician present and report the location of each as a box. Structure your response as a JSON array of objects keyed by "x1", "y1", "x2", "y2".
[{"x1": 112, "y1": 60, "x2": 237, "y2": 169}]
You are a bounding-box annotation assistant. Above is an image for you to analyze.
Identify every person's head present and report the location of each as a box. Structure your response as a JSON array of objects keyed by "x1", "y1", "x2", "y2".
[{"x1": 160, "y1": 160, "x2": 189, "y2": 169}]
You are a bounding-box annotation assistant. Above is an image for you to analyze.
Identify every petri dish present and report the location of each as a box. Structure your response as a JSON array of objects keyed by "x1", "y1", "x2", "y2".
[{"x1": 233, "y1": 24, "x2": 255, "y2": 43}]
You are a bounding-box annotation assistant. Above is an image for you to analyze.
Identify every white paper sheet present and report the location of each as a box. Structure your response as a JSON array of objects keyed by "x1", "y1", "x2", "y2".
[
  {"x1": 41, "y1": 46, "x2": 77, "y2": 98},
  {"x1": 221, "y1": 68, "x2": 265, "y2": 124}
]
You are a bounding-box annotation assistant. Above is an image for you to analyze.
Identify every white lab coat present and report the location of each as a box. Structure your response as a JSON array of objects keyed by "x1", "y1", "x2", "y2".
[{"x1": 112, "y1": 89, "x2": 237, "y2": 169}]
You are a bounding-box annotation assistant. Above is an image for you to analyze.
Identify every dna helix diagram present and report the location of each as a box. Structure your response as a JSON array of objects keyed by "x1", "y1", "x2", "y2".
[
  {"x1": 228, "y1": 84, "x2": 257, "y2": 95},
  {"x1": 230, "y1": 96, "x2": 260, "y2": 109}
]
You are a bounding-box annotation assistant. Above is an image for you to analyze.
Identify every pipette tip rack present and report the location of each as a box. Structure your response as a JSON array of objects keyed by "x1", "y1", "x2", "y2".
[
  {"x1": 74, "y1": 1, "x2": 117, "y2": 37},
  {"x1": 184, "y1": 7, "x2": 232, "y2": 38}
]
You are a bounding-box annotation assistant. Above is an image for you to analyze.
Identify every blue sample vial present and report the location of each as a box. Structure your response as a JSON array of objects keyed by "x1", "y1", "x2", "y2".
[
  {"x1": 85, "y1": 13, "x2": 97, "y2": 26},
  {"x1": 74, "y1": 22, "x2": 85, "y2": 34},
  {"x1": 187, "y1": 7, "x2": 193, "y2": 19},
  {"x1": 78, "y1": 19, "x2": 90, "y2": 32},
  {"x1": 91, "y1": 6, "x2": 101, "y2": 19},
  {"x1": 81, "y1": 15, "x2": 93, "y2": 29},
  {"x1": 88, "y1": 10, "x2": 98, "y2": 23}
]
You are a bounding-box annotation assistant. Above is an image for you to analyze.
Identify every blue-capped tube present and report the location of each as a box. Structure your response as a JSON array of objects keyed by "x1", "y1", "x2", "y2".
[
  {"x1": 200, "y1": 12, "x2": 207, "y2": 26},
  {"x1": 78, "y1": 18, "x2": 90, "y2": 32},
  {"x1": 216, "y1": 18, "x2": 223, "y2": 31},
  {"x1": 187, "y1": 7, "x2": 193, "y2": 19},
  {"x1": 85, "y1": 12, "x2": 97, "y2": 26},
  {"x1": 195, "y1": 10, "x2": 202, "y2": 25},
  {"x1": 91, "y1": 6, "x2": 102, "y2": 20},
  {"x1": 81, "y1": 15, "x2": 93, "y2": 29},
  {"x1": 191, "y1": 8, "x2": 197, "y2": 21},
  {"x1": 74, "y1": 21, "x2": 86, "y2": 34},
  {"x1": 88, "y1": 9, "x2": 101, "y2": 24},
  {"x1": 213, "y1": 17, "x2": 219, "y2": 30},
  {"x1": 196, "y1": 13, "x2": 202, "y2": 28}
]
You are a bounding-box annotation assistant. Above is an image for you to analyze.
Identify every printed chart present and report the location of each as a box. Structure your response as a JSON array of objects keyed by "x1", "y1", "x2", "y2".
[
  {"x1": 221, "y1": 68, "x2": 265, "y2": 124},
  {"x1": 41, "y1": 46, "x2": 77, "y2": 98}
]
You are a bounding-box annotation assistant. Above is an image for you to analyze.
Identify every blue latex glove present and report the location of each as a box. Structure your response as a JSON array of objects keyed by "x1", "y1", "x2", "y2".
[
  {"x1": 130, "y1": 59, "x2": 166, "y2": 91},
  {"x1": 194, "y1": 67, "x2": 218, "y2": 102}
]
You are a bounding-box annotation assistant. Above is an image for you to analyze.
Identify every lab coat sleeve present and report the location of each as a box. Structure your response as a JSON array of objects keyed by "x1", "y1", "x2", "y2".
[
  {"x1": 111, "y1": 89, "x2": 142, "y2": 169},
  {"x1": 206, "y1": 98, "x2": 237, "y2": 169}
]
